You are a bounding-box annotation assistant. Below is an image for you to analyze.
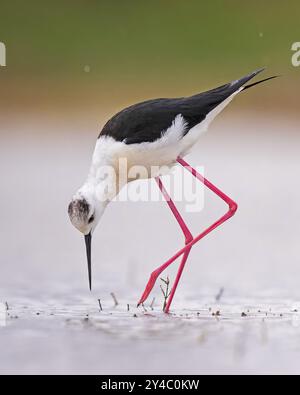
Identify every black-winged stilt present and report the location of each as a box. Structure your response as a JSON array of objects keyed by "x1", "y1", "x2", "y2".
[{"x1": 68, "y1": 68, "x2": 276, "y2": 312}]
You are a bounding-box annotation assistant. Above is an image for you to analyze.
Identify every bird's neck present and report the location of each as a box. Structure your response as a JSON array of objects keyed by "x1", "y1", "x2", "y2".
[
  {"x1": 82, "y1": 172, "x2": 119, "y2": 206},
  {"x1": 83, "y1": 137, "x2": 128, "y2": 204}
]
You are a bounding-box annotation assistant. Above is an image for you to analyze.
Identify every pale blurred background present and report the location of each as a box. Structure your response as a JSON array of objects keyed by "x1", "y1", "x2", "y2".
[{"x1": 0, "y1": 1, "x2": 300, "y2": 375}]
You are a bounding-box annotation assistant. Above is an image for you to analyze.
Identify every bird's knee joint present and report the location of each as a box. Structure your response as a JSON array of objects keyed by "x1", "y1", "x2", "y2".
[
  {"x1": 185, "y1": 235, "x2": 193, "y2": 245},
  {"x1": 229, "y1": 201, "x2": 238, "y2": 216}
]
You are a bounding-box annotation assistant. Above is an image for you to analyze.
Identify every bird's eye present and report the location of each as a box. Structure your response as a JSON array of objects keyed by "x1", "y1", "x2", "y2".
[{"x1": 88, "y1": 215, "x2": 94, "y2": 224}]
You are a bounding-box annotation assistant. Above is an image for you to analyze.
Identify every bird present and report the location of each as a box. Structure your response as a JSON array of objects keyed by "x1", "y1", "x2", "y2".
[{"x1": 68, "y1": 68, "x2": 277, "y2": 313}]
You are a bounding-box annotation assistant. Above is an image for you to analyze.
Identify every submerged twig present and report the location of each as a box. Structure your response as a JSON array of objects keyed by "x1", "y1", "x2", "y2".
[
  {"x1": 215, "y1": 287, "x2": 224, "y2": 302},
  {"x1": 110, "y1": 292, "x2": 119, "y2": 306},
  {"x1": 127, "y1": 304, "x2": 130, "y2": 312},
  {"x1": 5, "y1": 302, "x2": 9, "y2": 311},
  {"x1": 150, "y1": 297, "x2": 155, "y2": 310},
  {"x1": 97, "y1": 299, "x2": 103, "y2": 312},
  {"x1": 212, "y1": 310, "x2": 221, "y2": 317},
  {"x1": 141, "y1": 303, "x2": 147, "y2": 312},
  {"x1": 160, "y1": 277, "x2": 171, "y2": 311}
]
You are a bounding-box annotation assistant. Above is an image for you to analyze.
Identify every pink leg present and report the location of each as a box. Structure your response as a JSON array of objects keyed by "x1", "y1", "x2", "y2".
[
  {"x1": 137, "y1": 177, "x2": 193, "y2": 311},
  {"x1": 138, "y1": 157, "x2": 238, "y2": 312},
  {"x1": 156, "y1": 177, "x2": 193, "y2": 244}
]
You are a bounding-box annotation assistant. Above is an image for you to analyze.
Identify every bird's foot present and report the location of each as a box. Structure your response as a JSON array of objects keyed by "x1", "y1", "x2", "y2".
[{"x1": 137, "y1": 270, "x2": 160, "y2": 307}]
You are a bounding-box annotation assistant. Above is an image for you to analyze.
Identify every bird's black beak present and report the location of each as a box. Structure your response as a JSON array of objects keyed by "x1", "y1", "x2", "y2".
[{"x1": 84, "y1": 232, "x2": 92, "y2": 291}]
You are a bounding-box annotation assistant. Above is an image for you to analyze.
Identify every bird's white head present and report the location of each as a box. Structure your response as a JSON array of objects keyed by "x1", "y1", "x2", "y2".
[
  {"x1": 68, "y1": 181, "x2": 108, "y2": 290},
  {"x1": 68, "y1": 183, "x2": 106, "y2": 236}
]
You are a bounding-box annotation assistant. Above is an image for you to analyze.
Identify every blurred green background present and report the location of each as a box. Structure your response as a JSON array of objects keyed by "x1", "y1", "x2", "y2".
[{"x1": 0, "y1": 0, "x2": 299, "y2": 114}]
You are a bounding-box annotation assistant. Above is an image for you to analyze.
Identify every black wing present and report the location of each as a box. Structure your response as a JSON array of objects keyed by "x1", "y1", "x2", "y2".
[{"x1": 99, "y1": 69, "x2": 265, "y2": 145}]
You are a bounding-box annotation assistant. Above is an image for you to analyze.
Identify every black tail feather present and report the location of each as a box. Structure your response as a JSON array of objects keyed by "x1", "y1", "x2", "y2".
[{"x1": 243, "y1": 75, "x2": 279, "y2": 90}]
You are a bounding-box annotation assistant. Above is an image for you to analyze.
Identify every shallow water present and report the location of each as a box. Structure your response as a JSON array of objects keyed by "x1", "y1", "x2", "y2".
[
  {"x1": 1, "y1": 113, "x2": 300, "y2": 374},
  {"x1": 1, "y1": 293, "x2": 300, "y2": 374}
]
